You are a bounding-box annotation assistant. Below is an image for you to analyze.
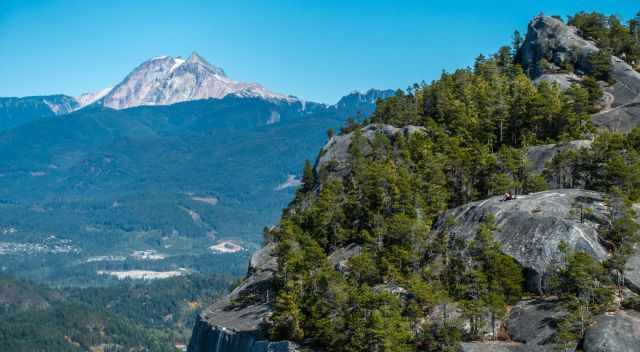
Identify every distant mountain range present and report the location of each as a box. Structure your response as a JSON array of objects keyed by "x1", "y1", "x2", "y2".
[
  {"x1": 0, "y1": 52, "x2": 391, "y2": 132},
  {"x1": 0, "y1": 53, "x2": 394, "y2": 285}
]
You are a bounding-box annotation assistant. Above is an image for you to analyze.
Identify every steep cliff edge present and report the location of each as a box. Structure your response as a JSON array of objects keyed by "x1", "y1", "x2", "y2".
[{"x1": 187, "y1": 243, "x2": 303, "y2": 352}]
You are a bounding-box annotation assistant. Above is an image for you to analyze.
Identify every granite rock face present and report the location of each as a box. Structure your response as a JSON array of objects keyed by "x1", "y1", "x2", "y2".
[
  {"x1": 459, "y1": 342, "x2": 525, "y2": 352},
  {"x1": 506, "y1": 299, "x2": 568, "y2": 350},
  {"x1": 534, "y1": 73, "x2": 582, "y2": 90},
  {"x1": 625, "y1": 250, "x2": 640, "y2": 293},
  {"x1": 434, "y1": 189, "x2": 609, "y2": 292},
  {"x1": 101, "y1": 52, "x2": 295, "y2": 110},
  {"x1": 583, "y1": 311, "x2": 640, "y2": 352},
  {"x1": 526, "y1": 140, "x2": 592, "y2": 173},
  {"x1": 327, "y1": 243, "x2": 362, "y2": 274},
  {"x1": 518, "y1": 16, "x2": 640, "y2": 133},
  {"x1": 519, "y1": 16, "x2": 598, "y2": 77},
  {"x1": 316, "y1": 124, "x2": 425, "y2": 178},
  {"x1": 592, "y1": 56, "x2": 640, "y2": 133},
  {"x1": 187, "y1": 243, "x2": 302, "y2": 352}
]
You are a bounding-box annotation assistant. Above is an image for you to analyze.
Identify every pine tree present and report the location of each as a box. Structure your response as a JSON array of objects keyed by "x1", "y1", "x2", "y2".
[{"x1": 301, "y1": 159, "x2": 316, "y2": 192}]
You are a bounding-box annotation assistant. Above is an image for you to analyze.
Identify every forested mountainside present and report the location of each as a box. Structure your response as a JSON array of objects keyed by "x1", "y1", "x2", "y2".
[
  {"x1": 189, "y1": 12, "x2": 640, "y2": 352},
  {"x1": 0, "y1": 95, "x2": 79, "y2": 131},
  {"x1": 0, "y1": 274, "x2": 233, "y2": 351},
  {"x1": 0, "y1": 89, "x2": 390, "y2": 286}
]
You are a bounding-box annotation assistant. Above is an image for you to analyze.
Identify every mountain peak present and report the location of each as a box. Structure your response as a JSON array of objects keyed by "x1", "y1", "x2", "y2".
[{"x1": 99, "y1": 53, "x2": 293, "y2": 109}]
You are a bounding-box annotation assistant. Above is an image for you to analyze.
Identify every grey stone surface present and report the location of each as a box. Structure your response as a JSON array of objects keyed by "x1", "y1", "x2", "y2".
[
  {"x1": 534, "y1": 73, "x2": 582, "y2": 90},
  {"x1": 507, "y1": 299, "x2": 566, "y2": 347},
  {"x1": 583, "y1": 311, "x2": 640, "y2": 352},
  {"x1": 316, "y1": 124, "x2": 424, "y2": 178},
  {"x1": 519, "y1": 16, "x2": 640, "y2": 133},
  {"x1": 519, "y1": 16, "x2": 598, "y2": 77},
  {"x1": 327, "y1": 243, "x2": 362, "y2": 274},
  {"x1": 187, "y1": 243, "x2": 282, "y2": 352},
  {"x1": 592, "y1": 101, "x2": 640, "y2": 133},
  {"x1": 592, "y1": 57, "x2": 640, "y2": 132},
  {"x1": 526, "y1": 140, "x2": 592, "y2": 174},
  {"x1": 434, "y1": 189, "x2": 609, "y2": 292},
  {"x1": 459, "y1": 342, "x2": 524, "y2": 352},
  {"x1": 626, "y1": 248, "x2": 640, "y2": 293}
]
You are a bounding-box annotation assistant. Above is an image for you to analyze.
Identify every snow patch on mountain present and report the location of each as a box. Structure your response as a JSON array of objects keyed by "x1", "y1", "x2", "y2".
[
  {"x1": 76, "y1": 87, "x2": 113, "y2": 109},
  {"x1": 100, "y1": 52, "x2": 297, "y2": 109}
]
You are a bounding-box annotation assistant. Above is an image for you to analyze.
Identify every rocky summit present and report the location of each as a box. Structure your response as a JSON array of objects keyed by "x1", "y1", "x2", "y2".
[
  {"x1": 100, "y1": 52, "x2": 296, "y2": 110},
  {"x1": 519, "y1": 16, "x2": 640, "y2": 133}
]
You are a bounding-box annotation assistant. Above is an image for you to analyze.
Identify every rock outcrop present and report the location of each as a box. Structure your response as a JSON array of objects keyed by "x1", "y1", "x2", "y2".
[
  {"x1": 583, "y1": 311, "x2": 640, "y2": 352},
  {"x1": 526, "y1": 140, "x2": 592, "y2": 174},
  {"x1": 625, "y1": 251, "x2": 640, "y2": 293},
  {"x1": 519, "y1": 16, "x2": 640, "y2": 133},
  {"x1": 316, "y1": 124, "x2": 425, "y2": 178},
  {"x1": 433, "y1": 189, "x2": 609, "y2": 292},
  {"x1": 327, "y1": 243, "x2": 362, "y2": 274},
  {"x1": 519, "y1": 16, "x2": 598, "y2": 77},
  {"x1": 506, "y1": 299, "x2": 568, "y2": 351},
  {"x1": 591, "y1": 56, "x2": 640, "y2": 133},
  {"x1": 459, "y1": 342, "x2": 524, "y2": 352},
  {"x1": 187, "y1": 243, "x2": 302, "y2": 352}
]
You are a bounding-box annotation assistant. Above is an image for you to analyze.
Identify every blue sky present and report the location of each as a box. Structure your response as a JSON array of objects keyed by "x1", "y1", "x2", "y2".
[{"x1": 0, "y1": 1, "x2": 638, "y2": 103}]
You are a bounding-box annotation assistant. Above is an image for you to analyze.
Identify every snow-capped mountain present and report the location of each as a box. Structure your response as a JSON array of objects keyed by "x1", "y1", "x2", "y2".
[{"x1": 100, "y1": 52, "x2": 296, "y2": 110}]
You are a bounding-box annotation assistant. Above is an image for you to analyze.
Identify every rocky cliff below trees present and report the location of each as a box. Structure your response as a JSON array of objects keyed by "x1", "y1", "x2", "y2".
[
  {"x1": 188, "y1": 12, "x2": 640, "y2": 352},
  {"x1": 519, "y1": 15, "x2": 640, "y2": 133},
  {"x1": 186, "y1": 244, "x2": 304, "y2": 352}
]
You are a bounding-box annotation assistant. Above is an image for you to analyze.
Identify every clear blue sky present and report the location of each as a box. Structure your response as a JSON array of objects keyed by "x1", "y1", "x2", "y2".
[{"x1": 0, "y1": 1, "x2": 638, "y2": 103}]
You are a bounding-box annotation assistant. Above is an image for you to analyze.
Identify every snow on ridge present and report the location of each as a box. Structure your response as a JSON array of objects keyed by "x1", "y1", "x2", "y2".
[
  {"x1": 170, "y1": 58, "x2": 185, "y2": 72},
  {"x1": 100, "y1": 52, "x2": 298, "y2": 109}
]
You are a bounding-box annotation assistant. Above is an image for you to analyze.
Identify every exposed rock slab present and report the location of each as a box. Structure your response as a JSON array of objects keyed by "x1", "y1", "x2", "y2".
[
  {"x1": 459, "y1": 342, "x2": 524, "y2": 352},
  {"x1": 526, "y1": 140, "x2": 592, "y2": 174},
  {"x1": 583, "y1": 311, "x2": 640, "y2": 352},
  {"x1": 327, "y1": 243, "x2": 362, "y2": 274},
  {"x1": 316, "y1": 124, "x2": 424, "y2": 178},
  {"x1": 626, "y1": 250, "x2": 640, "y2": 293},
  {"x1": 518, "y1": 16, "x2": 640, "y2": 133},
  {"x1": 507, "y1": 299, "x2": 566, "y2": 349},
  {"x1": 519, "y1": 16, "x2": 598, "y2": 77},
  {"x1": 534, "y1": 73, "x2": 582, "y2": 90},
  {"x1": 434, "y1": 190, "x2": 609, "y2": 292},
  {"x1": 592, "y1": 101, "x2": 640, "y2": 133},
  {"x1": 187, "y1": 243, "x2": 289, "y2": 352}
]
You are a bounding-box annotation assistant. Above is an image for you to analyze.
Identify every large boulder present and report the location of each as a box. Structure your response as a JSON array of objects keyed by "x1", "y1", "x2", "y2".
[
  {"x1": 433, "y1": 189, "x2": 609, "y2": 292},
  {"x1": 519, "y1": 16, "x2": 598, "y2": 77},
  {"x1": 458, "y1": 299, "x2": 573, "y2": 352},
  {"x1": 188, "y1": 243, "x2": 302, "y2": 352},
  {"x1": 316, "y1": 124, "x2": 424, "y2": 178},
  {"x1": 583, "y1": 311, "x2": 640, "y2": 352},
  {"x1": 506, "y1": 299, "x2": 568, "y2": 350}
]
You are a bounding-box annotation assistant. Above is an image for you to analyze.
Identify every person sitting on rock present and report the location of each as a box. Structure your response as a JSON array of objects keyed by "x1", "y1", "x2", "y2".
[{"x1": 503, "y1": 191, "x2": 514, "y2": 201}]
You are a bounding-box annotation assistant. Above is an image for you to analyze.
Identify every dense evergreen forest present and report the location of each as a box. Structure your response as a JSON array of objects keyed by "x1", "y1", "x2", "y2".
[
  {"x1": 0, "y1": 274, "x2": 235, "y2": 351},
  {"x1": 264, "y1": 11, "x2": 640, "y2": 352}
]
